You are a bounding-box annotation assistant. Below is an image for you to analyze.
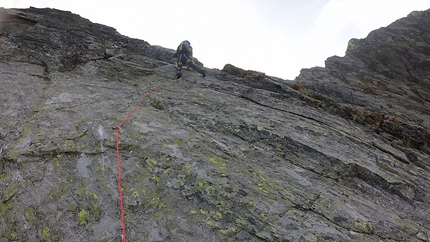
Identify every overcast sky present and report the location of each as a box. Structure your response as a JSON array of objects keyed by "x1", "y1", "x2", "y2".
[{"x1": 2, "y1": 0, "x2": 429, "y2": 79}]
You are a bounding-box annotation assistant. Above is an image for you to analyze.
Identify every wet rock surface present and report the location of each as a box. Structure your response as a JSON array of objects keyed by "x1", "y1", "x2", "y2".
[{"x1": 1, "y1": 7, "x2": 429, "y2": 242}]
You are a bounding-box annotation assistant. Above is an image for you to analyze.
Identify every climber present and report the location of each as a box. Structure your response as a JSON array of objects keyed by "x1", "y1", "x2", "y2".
[{"x1": 174, "y1": 40, "x2": 206, "y2": 79}]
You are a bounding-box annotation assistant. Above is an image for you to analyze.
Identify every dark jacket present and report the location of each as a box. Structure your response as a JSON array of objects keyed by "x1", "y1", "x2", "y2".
[{"x1": 174, "y1": 41, "x2": 193, "y2": 67}]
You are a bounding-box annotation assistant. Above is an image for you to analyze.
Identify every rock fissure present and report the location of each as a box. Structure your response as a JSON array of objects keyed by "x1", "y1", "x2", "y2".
[
  {"x1": 239, "y1": 93, "x2": 333, "y2": 130},
  {"x1": 1, "y1": 7, "x2": 429, "y2": 242}
]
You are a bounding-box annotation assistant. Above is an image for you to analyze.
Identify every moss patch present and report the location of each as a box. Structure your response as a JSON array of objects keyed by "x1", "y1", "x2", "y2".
[
  {"x1": 78, "y1": 209, "x2": 90, "y2": 225},
  {"x1": 24, "y1": 206, "x2": 36, "y2": 223}
]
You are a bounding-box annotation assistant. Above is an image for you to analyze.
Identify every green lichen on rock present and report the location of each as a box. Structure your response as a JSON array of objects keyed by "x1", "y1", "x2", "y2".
[
  {"x1": 68, "y1": 203, "x2": 77, "y2": 211},
  {"x1": 78, "y1": 209, "x2": 89, "y2": 225},
  {"x1": 89, "y1": 204, "x2": 102, "y2": 220},
  {"x1": 52, "y1": 157, "x2": 61, "y2": 171},
  {"x1": 0, "y1": 202, "x2": 9, "y2": 218},
  {"x1": 2, "y1": 182, "x2": 19, "y2": 203},
  {"x1": 146, "y1": 157, "x2": 157, "y2": 172},
  {"x1": 42, "y1": 226, "x2": 50, "y2": 240},
  {"x1": 24, "y1": 206, "x2": 35, "y2": 223},
  {"x1": 76, "y1": 205, "x2": 102, "y2": 227},
  {"x1": 219, "y1": 227, "x2": 236, "y2": 236},
  {"x1": 210, "y1": 156, "x2": 226, "y2": 171},
  {"x1": 48, "y1": 179, "x2": 70, "y2": 201}
]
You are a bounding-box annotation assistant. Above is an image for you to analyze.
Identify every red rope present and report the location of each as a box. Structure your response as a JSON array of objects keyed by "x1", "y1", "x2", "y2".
[
  {"x1": 116, "y1": 77, "x2": 175, "y2": 129},
  {"x1": 114, "y1": 76, "x2": 175, "y2": 242},
  {"x1": 115, "y1": 128, "x2": 126, "y2": 242}
]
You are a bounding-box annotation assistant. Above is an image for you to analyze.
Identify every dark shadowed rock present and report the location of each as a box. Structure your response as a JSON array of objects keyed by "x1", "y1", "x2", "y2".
[
  {"x1": 296, "y1": 10, "x2": 430, "y2": 153},
  {"x1": 0, "y1": 7, "x2": 429, "y2": 242}
]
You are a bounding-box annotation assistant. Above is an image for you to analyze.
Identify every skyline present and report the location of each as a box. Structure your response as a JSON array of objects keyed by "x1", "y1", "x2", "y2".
[{"x1": 2, "y1": 0, "x2": 430, "y2": 80}]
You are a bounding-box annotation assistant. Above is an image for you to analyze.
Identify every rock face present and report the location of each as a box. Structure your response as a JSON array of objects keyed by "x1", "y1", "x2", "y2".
[{"x1": 0, "y1": 7, "x2": 429, "y2": 242}]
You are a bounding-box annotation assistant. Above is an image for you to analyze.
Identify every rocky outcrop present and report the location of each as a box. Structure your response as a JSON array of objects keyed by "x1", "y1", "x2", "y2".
[
  {"x1": 222, "y1": 64, "x2": 266, "y2": 80},
  {"x1": 296, "y1": 10, "x2": 430, "y2": 153},
  {"x1": 0, "y1": 7, "x2": 429, "y2": 242}
]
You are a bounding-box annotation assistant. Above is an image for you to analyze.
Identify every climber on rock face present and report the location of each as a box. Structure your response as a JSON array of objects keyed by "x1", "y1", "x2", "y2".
[{"x1": 174, "y1": 40, "x2": 206, "y2": 79}]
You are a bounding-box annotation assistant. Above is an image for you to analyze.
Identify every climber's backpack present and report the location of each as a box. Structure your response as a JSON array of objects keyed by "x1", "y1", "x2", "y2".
[
  {"x1": 179, "y1": 41, "x2": 190, "y2": 53},
  {"x1": 174, "y1": 41, "x2": 190, "y2": 58}
]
